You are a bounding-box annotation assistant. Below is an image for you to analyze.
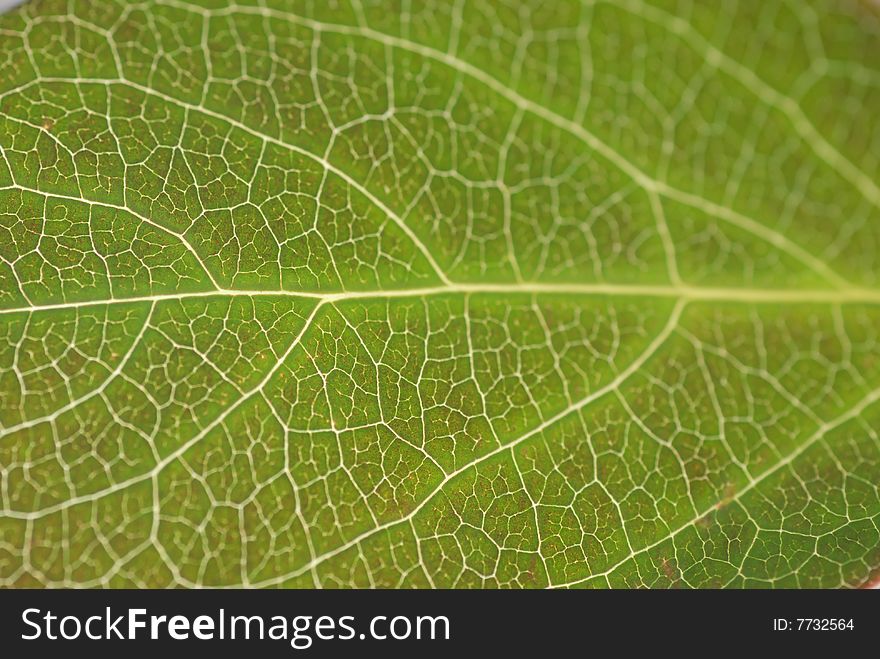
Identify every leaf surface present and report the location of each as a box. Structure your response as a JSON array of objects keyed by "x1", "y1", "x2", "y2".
[{"x1": 1, "y1": 0, "x2": 879, "y2": 588}]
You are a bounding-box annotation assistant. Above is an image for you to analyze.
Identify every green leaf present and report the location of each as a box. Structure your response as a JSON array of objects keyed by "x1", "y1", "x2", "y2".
[{"x1": 1, "y1": 0, "x2": 879, "y2": 589}]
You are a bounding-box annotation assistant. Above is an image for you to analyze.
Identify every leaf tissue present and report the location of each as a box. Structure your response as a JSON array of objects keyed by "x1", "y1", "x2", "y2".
[{"x1": 0, "y1": 0, "x2": 879, "y2": 588}]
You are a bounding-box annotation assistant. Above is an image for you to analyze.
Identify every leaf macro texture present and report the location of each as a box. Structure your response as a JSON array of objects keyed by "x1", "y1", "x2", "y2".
[{"x1": 0, "y1": 0, "x2": 879, "y2": 589}]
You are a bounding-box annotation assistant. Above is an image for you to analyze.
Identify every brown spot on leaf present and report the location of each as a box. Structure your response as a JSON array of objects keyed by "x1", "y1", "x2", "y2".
[
  {"x1": 660, "y1": 556, "x2": 680, "y2": 584},
  {"x1": 714, "y1": 482, "x2": 738, "y2": 510}
]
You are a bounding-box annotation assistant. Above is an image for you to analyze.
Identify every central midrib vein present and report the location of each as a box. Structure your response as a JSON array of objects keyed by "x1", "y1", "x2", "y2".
[{"x1": 2, "y1": 281, "x2": 880, "y2": 317}]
